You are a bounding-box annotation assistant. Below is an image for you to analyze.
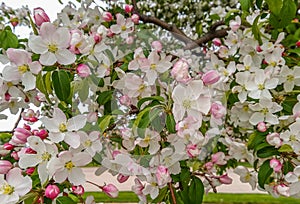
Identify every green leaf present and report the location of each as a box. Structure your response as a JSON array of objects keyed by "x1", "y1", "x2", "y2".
[
  {"x1": 78, "y1": 78, "x2": 89, "y2": 102},
  {"x1": 137, "y1": 96, "x2": 165, "y2": 109},
  {"x1": 0, "y1": 27, "x2": 19, "y2": 49},
  {"x1": 36, "y1": 73, "x2": 47, "y2": 95},
  {"x1": 247, "y1": 132, "x2": 266, "y2": 150},
  {"x1": 166, "y1": 113, "x2": 176, "y2": 133},
  {"x1": 258, "y1": 159, "x2": 273, "y2": 189},
  {"x1": 56, "y1": 196, "x2": 77, "y2": 204},
  {"x1": 252, "y1": 15, "x2": 262, "y2": 45},
  {"x1": 278, "y1": 144, "x2": 293, "y2": 152},
  {"x1": 189, "y1": 176, "x2": 204, "y2": 204},
  {"x1": 256, "y1": 0, "x2": 263, "y2": 9},
  {"x1": 152, "y1": 186, "x2": 168, "y2": 203},
  {"x1": 98, "y1": 115, "x2": 113, "y2": 133},
  {"x1": 265, "y1": 0, "x2": 283, "y2": 16},
  {"x1": 269, "y1": 0, "x2": 297, "y2": 28},
  {"x1": 97, "y1": 90, "x2": 113, "y2": 105},
  {"x1": 283, "y1": 160, "x2": 294, "y2": 174},
  {"x1": 240, "y1": 0, "x2": 251, "y2": 11},
  {"x1": 257, "y1": 146, "x2": 279, "y2": 158},
  {"x1": 52, "y1": 70, "x2": 71, "y2": 102}
]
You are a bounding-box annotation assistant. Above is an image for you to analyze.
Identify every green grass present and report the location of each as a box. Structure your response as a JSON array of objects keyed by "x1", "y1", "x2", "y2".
[{"x1": 83, "y1": 192, "x2": 300, "y2": 203}]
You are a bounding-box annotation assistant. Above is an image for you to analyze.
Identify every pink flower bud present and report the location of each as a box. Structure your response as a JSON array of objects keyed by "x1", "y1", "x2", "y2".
[
  {"x1": 5, "y1": 92, "x2": 11, "y2": 101},
  {"x1": 296, "y1": 41, "x2": 300, "y2": 48},
  {"x1": 33, "y1": 7, "x2": 50, "y2": 27},
  {"x1": 126, "y1": 36, "x2": 134, "y2": 44},
  {"x1": 10, "y1": 16, "x2": 19, "y2": 27},
  {"x1": 257, "y1": 121, "x2": 267, "y2": 132},
  {"x1": 120, "y1": 95, "x2": 131, "y2": 106},
  {"x1": 25, "y1": 147, "x2": 37, "y2": 154},
  {"x1": 21, "y1": 109, "x2": 39, "y2": 122},
  {"x1": 212, "y1": 38, "x2": 222, "y2": 46},
  {"x1": 76, "y1": 64, "x2": 91, "y2": 78},
  {"x1": 102, "y1": 11, "x2": 113, "y2": 22},
  {"x1": 131, "y1": 14, "x2": 139, "y2": 24},
  {"x1": 72, "y1": 185, "x2": 85, "y2": 195},
  {"x1": 35, "y1": 129, "x2": 48, "y2": 140},
  {"x1": 107, "y1": 29, "x2": 114, "y2": 37},
  {"x1": 266, "y1": 133, "x2": 282, "y2": 148},
  {"x1": 218, "y1": 174, "x2": 232, "y2": 184},
  {"x1": 210, "y1": 102, "x2": 226, "y2": 119},
  {"x1": 117, "y1": 173, "x2": 130, "y2": 183},
  {"x1": 270, "y1": 159, "x2": 282, "y2": 173},
  {"x1": 151, "y1": 41, "x2": 163, "y2": 52},
  {"x1": 112, "y1": 150, "x2": 121, "y2": 159},
  {"x1": 26, "y1": 167, "x2": 35, "y2": 175},
  {"x1": 171, "y1": 59, "x2": 191, "y2": 83},
  {"x1": 186, "y1": 143, "x2": 200, "y2": 158},
  {"x1": 205, "y1": 162, "x2": 214, "y2": 170},
  {"x1": 256, "y1": 45, "x2": 263, "y2": 52},
  {"x1": 11, "y1": 151, "x2": 19, "y2": 160},
  {"x1": 87, "y1": 112, "x2": 98, "y2": 123},
  {"x1": 45, "y1": 184, "x2": 60, "y2": 200},
  {"x1": 13, "y1": 127, "x2": 32, "y2": 144},
  {"x1": 0, "y1": 160, "x2": 13, "y2": 174},
  {"x1": 102, "y1": 184, "x2": 119, "y2": 198},
  {"x1": 3, "y1": 143, "x2": 14, "y2": 150},
  {"x1": 155, "y1": 165, "x2": 171, "y2": 187},
  {"x1": 124, "y1": 4, "x2": 133, "y2": 13},
  {"x1": 201, "y1": 70, "x2": 220, "y2": 85},
  {"x1": 93, "y1": 33, "x2": 102, "y2": 44},
  {"x1": 211, "y1": 152, "x2": 227, "y2": 166}
]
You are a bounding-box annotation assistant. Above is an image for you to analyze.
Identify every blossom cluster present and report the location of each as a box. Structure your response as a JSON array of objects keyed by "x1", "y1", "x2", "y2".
[{"x1": 0, "y1": 0, "x2": 299, "y2": 203}]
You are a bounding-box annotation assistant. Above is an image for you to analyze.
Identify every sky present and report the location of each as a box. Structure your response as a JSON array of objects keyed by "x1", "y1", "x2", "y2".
[{"x1": 0, "y1": 0, "x2": 76, "y2": 131}]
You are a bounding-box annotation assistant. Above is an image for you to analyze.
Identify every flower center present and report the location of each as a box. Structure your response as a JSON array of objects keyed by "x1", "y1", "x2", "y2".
[
  {"x1": 182, "y1": 99, "x2": 191, "y2": 109},
  {"x1": 258, "y1": 84, "x2": 264, "y2": 90},
  {"x1": 150, "y1": 64, "x2": 157, "y2": 70},
  {"x1": 41, "y1": 152, "x2": 51, "y2": 161},
  {"x1": 59, "y1": 123, "x2": 67, "y2": 132},
  {"x1": 48, "y1": 44, "x2": 58, "y2": 53},
  {"x1": 18, "y1": 64, "x2": 29, "y2": 74},
  {"x1": 65, "y1": 161, "x2": 75, "y2": 170},
  {"x1": 2, "y1": 183, "x2": 14, "y2": 195},
  {"x1": 287, "y1": 75, "x2": 294, "y2": 82},
  {"x1": 84, "y1": 140, "x2": 92, "y2": 147},
  {"x1": 121, "y1": 25, "x2": 127, "y2": 31},
  {"x1": 144, "y1": 135, "x2": 151, "y2": 144}
]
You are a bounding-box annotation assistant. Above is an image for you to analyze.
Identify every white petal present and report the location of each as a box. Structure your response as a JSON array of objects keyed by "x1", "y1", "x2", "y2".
[
  {"x1": 18, "y1": 154, "x2": 41, "y2": 168},
  {"x1": 49, "y1": 132, "x2": 64, "y2": 143},
  {"x1": 110, "y1": 25, "x2": 121, "y2": 34},
  {"x1": 29, "y1": 61, "x2": 42, "y2": 75},
  {"x1": 40, "y1": 52, "x2": 57, "y2": 66},
  {"x1": 38, "y1": 162, "x2": 49, "y2": 185},
  {"x1": 69, "y1": 168, "x2": 86, "y2": 185},
  {"x1": 22, "y1": 72, "x2": 36, "y2": 91},
  {"x1": 56, "y1": 49, "x2": 76, "y2": 65},
  {"x1": 67, "y1": 115, "x2": 86, "y2": 131},
  {"x1": 249, "y1": 112, "x2": 264, "y2": 125},
  {"x1": 72, "y1": 152, "x2": 92, "y2": 166},
  {"x1": 2, "y1": 65, "x2": 20, "y2": 81},
  {"x1": 64, "y1": 132, "x2": 80, "y2": 148},
  {"x1": 54, "y1": 169, "x2": 68, "y2": 183},
  {"x1": 28, "y1": 35, "x2": 48, "y2": 54}
]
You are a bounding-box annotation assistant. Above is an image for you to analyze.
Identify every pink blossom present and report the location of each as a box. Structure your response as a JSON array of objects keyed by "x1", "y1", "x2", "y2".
[
  {"x1": 186, "y1": 143, "x2": 200, "y2": 158},
  {"x1": 12, "y1": 127, "x2": 32, "y2": 144},
  {"x1": 270, "y1": 159, "x2": 282, "y2": 173},
  {"x1": 218, "y1": 174, "x2": 233, "y2": 184},
  {"x1": 0, "y1": 160, "x2": 13, "y2": 174},
  {"x1": 25, "y1": 167, "x2": 35, "y2": 175},
  {"x1": 10, "y1": 16, "x2": 18, "y2": 27},
  {"x1": 77, "y1": 64, "x2": 91, "y2": 78},
  {"x1": 131, "y1": 14, "x2": 139, "y2": 24},
  {"x1": 210, "y1": 102, "x2": 226, "y2": 119},
  {"x1": 33, "y1": 7, "x2": 50, "y2": 26},
  {"x1": 212, "y1": 38, "x2": 222, "y2": 46},
  {"x1": 72, "y1": 185, "x2": 85, "y2": 195},
  {"x1": 3, "y1": 143, "x2": 14, "y2": 150},
  {"x1": 45, "y1": 184, "x2": 60, "y2": 200},
  {"x1": 102, "y1": 184, "x2": 119, "y2": 198},
  {"x1": 21, "y1": 109, "x2": 39, "y2": 123},
  {"x1": 202, "y1": 70, "x2": 220, "y2": 85},
  {"x1": 155, "y1": 165, "x2": 172, "y2": 187},
  {"x1": 205, "y1": 162, "x2": 214, "y2": 170},
  {"x1": 33, "y1": 129, "x2": 48, "y2": 140},
  {"x1": 257, "y1": 122, "x2": 267, "y2": 132},
  {"x1": 102, "y1": 11, "x2": 113, "y2": 22},
  {"x1": 124, "y1": 4, "x2": 133, "y2": 13},
  {"x1": 171, "y1": 58, "x2": 191, "y2": 83},
  {"x1": 119, "y1": 95, "x2": 131, "y2": 106},
  {"x1": 211, "y1": 152, "x2": 227, "y2": 165},
  {"x1": 117, "y1": 173, "x2": 130, "y2": 183},
  {"x1": 151, "y1": 41, "x2": 163, "y2": 52},
  {"x1": 266, "y1": 133, "x2": 282, "y2": 148}
]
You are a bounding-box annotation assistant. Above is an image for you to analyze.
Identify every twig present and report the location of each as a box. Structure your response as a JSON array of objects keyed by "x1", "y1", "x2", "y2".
[
  {"x1": 0, "y1": 108, "x2": 25, "y2": 134},
  {"x1": 132, "y1": 0, "x2": 229, "y2": 50},
  {"x1": 131, "y1": 0, "x2": 195, "y2": 45},
  {"x1": 168, "y1": 182, "x2": 177, "y2": 204}
]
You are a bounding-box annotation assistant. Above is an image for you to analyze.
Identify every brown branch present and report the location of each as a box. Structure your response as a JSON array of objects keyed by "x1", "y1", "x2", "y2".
[
  {"x1": 131, "y1": 0, "x2": 229, "y2": 50},
  {"x1": 168, "y1": 182, "x2": 177, "y2": 204},
  {"x1": 131, "y1": 0, "x2": 195, "y2": 45},
  {"x1": 0, "y1": 108, "x2": 24, "y2": 134}
]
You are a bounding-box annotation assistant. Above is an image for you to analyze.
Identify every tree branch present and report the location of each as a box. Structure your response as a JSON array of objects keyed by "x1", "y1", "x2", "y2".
[
  {"x1": 0, "y1": 108, "x2": 24, "y2": 134},
  {"x1": 168, "y1": 182, "x2": 177, "y2": 204},
  {"x1": 131, "y1": 0, "x2": 195, "y2": 45},
  {"x1": 131, "y1": 0, "x2": 229, "y2": 50}
]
